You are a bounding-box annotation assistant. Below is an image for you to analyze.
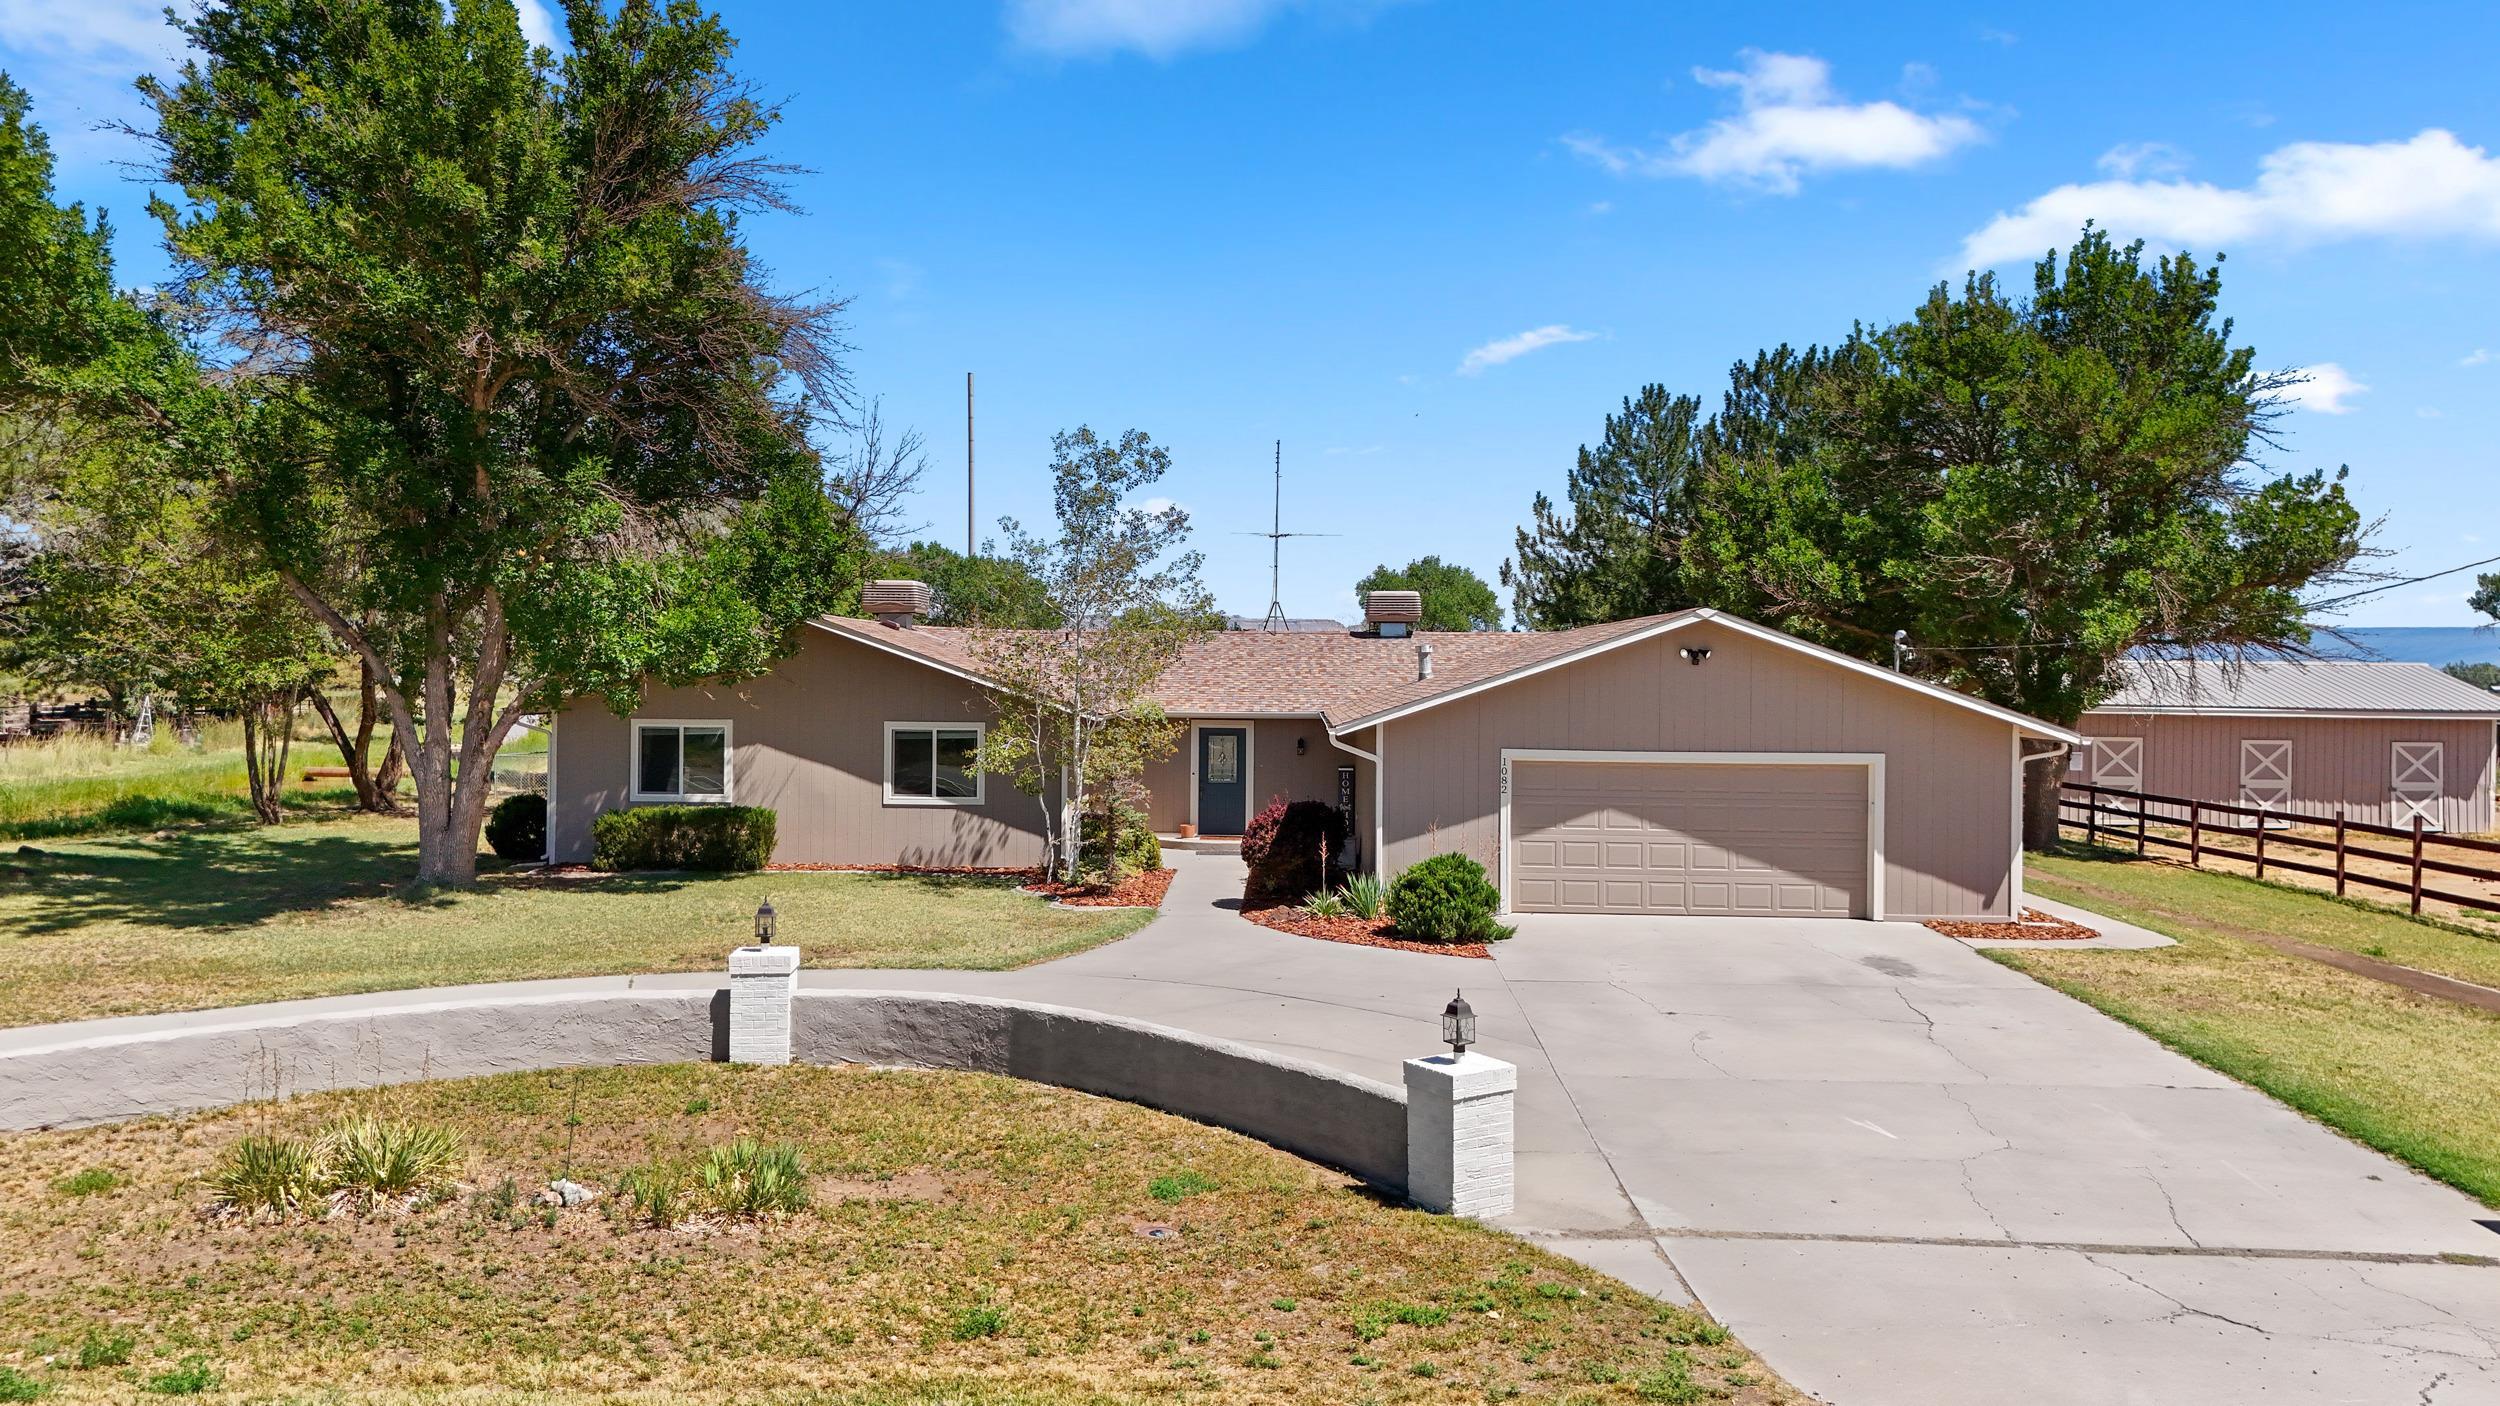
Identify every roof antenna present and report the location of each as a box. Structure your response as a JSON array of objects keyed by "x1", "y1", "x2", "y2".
[{"x1": 1234, "y1": 439, "x2": 1337, "y2": 630}]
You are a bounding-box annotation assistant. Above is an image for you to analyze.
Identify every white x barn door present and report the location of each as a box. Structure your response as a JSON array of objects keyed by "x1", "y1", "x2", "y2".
[
  {"x1": 2091, "y1": 737, "x2": 2143, "y2": 815},
  {"x1": 2239, "y1": 739, "x2": 2291, "y2": 818},
  {"x1": 2392, "y1": 741, "x2": 2444, "y2": 830}
]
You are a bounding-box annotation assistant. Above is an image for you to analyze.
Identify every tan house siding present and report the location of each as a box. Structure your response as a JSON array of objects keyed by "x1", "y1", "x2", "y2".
[
  {"x1": 549, "y1": 627, "x2": 1050, "y2": 867},
  {"x1": 2078, "y1": 712, "x2": 2499, "y2": 833},
  {"x1": 1140, "y1": 716, "x2": 1377, "y2": 863},
  {"x1": 1376, "y1": 620, "x2": 2019, "y2": 919}
]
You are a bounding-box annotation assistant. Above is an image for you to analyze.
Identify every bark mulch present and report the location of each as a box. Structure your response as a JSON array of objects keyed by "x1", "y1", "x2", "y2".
[
  {"x1": 1925, "y1": 907, "x2": 2101, "y2": 942},
  {"x1": 1241, "y1": 903, "x2": 1491, "y2": 959},
  {"x1": 767, "y1": 863, "x2": 1039, "y2": 876},
  {"x1": 1022, "y1": 868, "x2": 1175, "y2": 909}
]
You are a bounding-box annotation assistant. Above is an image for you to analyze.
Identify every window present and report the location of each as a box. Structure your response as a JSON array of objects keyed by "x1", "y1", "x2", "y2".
[
  {"x1": 886, "y1": 722, "x2": 984, "y2": 804},
  {"x1": 633, "y1": 721, "x2": 731, "y2": 802}
]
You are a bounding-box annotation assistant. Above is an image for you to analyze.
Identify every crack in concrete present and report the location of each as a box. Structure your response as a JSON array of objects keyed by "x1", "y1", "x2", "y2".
[
  {"x1": 2420, "y1": 1370, "x2": 2449, "y2": 1404},
  {"x1": 2369, "y1": 1275, "x2": 2500, "y2": 1357},
  {"x1": 1893, "y1": 987, "x2": 1991, "y2": 1081},
  {"x1": 1939, "y1": 1082, "x2": 2017, "y2": 1241},
  {"x1": 2086, "y1": 1253, "x2": 2271, "y2": 1336},
  {"x1": 2148, "y1": 1171, "x2": 2204, "y2": 1249}
]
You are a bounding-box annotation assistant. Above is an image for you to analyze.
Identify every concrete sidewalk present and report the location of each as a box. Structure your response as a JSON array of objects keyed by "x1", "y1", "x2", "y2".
[{"x1": 7, "y1": 849, "x2": 2495, "y2": 1404}]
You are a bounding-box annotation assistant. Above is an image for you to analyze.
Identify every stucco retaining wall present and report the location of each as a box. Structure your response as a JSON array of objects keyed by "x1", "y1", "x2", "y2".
[{"x1": 0, "y1": 988, "x2": 1409, "y2": 1194}]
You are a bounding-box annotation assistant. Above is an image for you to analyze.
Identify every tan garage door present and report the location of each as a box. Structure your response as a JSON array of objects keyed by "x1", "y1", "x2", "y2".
[{"x1": 1508, "y1": 762, "x2": 1867, "y2": 917}]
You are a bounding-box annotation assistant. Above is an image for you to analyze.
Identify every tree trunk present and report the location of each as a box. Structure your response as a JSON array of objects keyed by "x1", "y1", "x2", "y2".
[
  {"x1": 241, "y1": 692, "x2": 294, "y2": 825},
  {"x1": 305, "y1": 661, "x2": 405, "y2": 813},
  {"x1": 2021, "y1": 743, "x2": 2070, "y2": 851}
]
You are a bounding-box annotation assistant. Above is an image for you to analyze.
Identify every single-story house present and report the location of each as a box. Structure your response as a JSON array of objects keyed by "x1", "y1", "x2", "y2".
[
  {"x1": 547, "y1": 585, "x2": 2082, "y2": 920},
  {"x1": 2076, "y1": 660, "x2": 2500, "y2": 833}
]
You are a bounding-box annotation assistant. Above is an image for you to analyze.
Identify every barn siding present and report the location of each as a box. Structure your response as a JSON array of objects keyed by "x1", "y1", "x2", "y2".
[
  {"x1": 2077, "y1": 713, "x2": 2499, "y2": 834},
  {"x1": 1377, "y1": 620, "x2": 2021, "y2": 919}
]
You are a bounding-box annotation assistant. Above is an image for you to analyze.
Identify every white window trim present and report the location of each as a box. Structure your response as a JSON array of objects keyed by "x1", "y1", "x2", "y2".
[
  {"x1": 1186, "y1": 720, "x2": 1258, "y2": 834},
  {"x1": 630, "y1": 718, "x2": 734, "y2": 804},
  {"x1": 883, "y1": 721, "x2": 987, "y2": 806},
  {"x1": 1496, "y1": 750, "x2": 1887, "y2": 921}
]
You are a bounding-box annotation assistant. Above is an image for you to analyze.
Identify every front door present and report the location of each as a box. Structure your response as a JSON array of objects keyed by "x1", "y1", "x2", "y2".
[{"x1": 1196, "y1": 727, "x2": 1248, "y2": 835}]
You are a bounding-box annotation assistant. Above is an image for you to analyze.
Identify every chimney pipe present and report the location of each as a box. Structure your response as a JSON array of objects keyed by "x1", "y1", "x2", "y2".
[{"x1": 1417, "y1": 642, "x2": 1435, "y2": 681}]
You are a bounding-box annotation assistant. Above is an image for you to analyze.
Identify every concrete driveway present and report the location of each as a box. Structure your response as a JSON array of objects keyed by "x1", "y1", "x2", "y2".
[{"x1": 1493, "y1": 910, "x2": 2500, "y2": 1406}]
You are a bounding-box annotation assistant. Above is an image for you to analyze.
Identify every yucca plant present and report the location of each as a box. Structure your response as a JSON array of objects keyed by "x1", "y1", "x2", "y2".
[
  {"x1": 616, "y1": 1161, "x2": 690, "y2": 1228},
  {"x1": 1339, "y1": 872, "x2": 1385, "y2": 921},
  {"x1": 209, "y1": 1135, "x2": 329, "y2": 1217},
  {"x1": 319, "y1": 1116, "x2": 463, "y2": 1206},
  {"x1": 700, "y1": 1138, "x2": 809, "y2": 1217},
  {"x1": 1301, "y1": 890, "x2": 1350, "y2": 918}
]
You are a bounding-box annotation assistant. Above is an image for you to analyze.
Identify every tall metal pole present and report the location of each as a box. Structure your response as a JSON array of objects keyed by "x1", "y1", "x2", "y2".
[{"x1": 965, "y1": 372, "x2": 975, "y2": 557}]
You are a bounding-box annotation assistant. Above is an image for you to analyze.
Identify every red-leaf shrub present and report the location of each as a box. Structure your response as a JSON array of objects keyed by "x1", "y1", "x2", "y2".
[{"x1": 1240, "y1": 795, "x2": 1347, "y2": 901}]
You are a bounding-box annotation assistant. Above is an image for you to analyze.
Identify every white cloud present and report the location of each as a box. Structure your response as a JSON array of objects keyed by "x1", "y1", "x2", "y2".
[
  {"x1": 1457, "y1": 324, "x2": 1598, "y2": 376},
  {"x1": 0, "y1": 0, "x2": 175, "y2": 60},
  {"x1": 2418, "y1": 406, "x2": 2444, "y2": 419},
  {"x1": 2096, "y1": 141, "x2": 2187, "y2": 180},
  {"x1": 1005, "y1": 0, "x2": 1306, "y2": 58},
  {"x1": 1565, "y1": 50, "x2": 1983, "y2": 195},
  {"x1": 2284, "y1": 363, "x2": 2368, "y2": 415},
  {"x1": 1135, "y1": 496, "x2": 1184, "y2": 517},
  {"x1": 1960, "y1": 129, "x2": 2500, "y2": 267},
  {"x1": 513, "y1": 0, "x2": 560, "y2": 51},
  {"x1": 2463, "y1": 348, "x2": 2493, "y2": 366},
  {"x1": 1587, "y1": 199, "x2": 1613, "y2": 215}
]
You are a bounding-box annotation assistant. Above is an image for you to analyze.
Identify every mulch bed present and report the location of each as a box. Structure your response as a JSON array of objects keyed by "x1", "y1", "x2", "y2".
[
  {"x1": 1241, "y1": 902, "x2": 1491, "y2": 959},
  {"x1": 1926, "y1": 907, "x2": 2101, "y2": 942},
  {"x1": 1021, "y1": 868, "x2": 1175, "y2": 909}
]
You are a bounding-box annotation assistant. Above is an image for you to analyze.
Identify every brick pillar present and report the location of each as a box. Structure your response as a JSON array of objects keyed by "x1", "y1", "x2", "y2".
[
  {"x1": 1403, "y1": 1051, "x2": 1516, "y2": 1217},
  {"x1": 726, "y1": 945, "x2": 801, "y2": 1065}
]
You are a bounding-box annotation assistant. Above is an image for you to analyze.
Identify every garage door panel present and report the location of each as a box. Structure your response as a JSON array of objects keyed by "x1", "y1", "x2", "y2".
[{"x1": 1510, "y1": 761, "x2": 1867, "y2": 918}]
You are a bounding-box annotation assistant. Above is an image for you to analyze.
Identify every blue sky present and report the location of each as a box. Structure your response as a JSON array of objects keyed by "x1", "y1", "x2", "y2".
[{"x1": 8, "y1": 0, "x2": 2500, "y2": 628}]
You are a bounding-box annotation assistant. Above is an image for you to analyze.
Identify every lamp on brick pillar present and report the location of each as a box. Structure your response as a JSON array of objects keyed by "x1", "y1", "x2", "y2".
[
  {"x1": 754, "y1": 899, "x2": 777, "y2": 946},
  {"x1": 728, "y1": 909, "x2": 800, "y2": 1065},
  {"x1": 1405, "y1": 995, "x2": 1514, "y2": 1219}
]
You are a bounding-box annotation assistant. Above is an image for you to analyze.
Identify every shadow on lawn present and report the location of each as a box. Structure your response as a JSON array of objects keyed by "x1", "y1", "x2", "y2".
[{"x1": 0, "y1": 828, "x2": 698, "y2": 938}]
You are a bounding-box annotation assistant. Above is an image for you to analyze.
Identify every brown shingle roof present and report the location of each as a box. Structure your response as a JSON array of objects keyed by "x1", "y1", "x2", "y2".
[
  {"x1": 809, "y1": 608, "x2": 2081, "y2": 740},
  {"x1": 809, "y1": 612, "x2": 1689, "y2": 729}
]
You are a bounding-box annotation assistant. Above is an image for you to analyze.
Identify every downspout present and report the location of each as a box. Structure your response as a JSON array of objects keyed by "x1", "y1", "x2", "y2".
[{"x1": 1324, "y1": 724, "x2": 1386, "y2": 877}]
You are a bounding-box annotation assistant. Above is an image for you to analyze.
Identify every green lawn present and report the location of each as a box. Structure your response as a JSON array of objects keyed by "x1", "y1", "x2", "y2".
[
  {"x1": 0, "y1": 814, "x2": 1155, "y2": 1028},
  {"x1": 0, "y1": 1064, "x2": 1794, "y2": 1404},
  {"x1": 0, "y1": 726, "x2": 358, "y2": 841},
  {"x1": 2013, "y1": 847, "x2": 2500, "y2": 1206}
]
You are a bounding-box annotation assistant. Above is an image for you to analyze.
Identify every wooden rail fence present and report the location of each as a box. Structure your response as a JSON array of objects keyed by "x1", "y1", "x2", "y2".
[{"x1": 2058, "y1": 781, "x2": 2500, "y2": 918}]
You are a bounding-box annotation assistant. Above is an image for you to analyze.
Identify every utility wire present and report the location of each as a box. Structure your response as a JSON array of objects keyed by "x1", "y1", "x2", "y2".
[{"x1": 2300, "y1": 553, "x2": 2500, "y2": 612}]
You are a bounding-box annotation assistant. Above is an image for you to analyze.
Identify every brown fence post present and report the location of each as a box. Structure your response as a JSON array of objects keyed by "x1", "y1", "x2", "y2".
[
  {"x1": 2188, "y1": 801, "x2": 2201, "y2": 868},
  {"x1": 2334, "y1": 808, "x2": 2347, "y2": 897},
  {"x1": 2255, "y1": 815, "x2": 2267, "y2": 880},
  {"x1": 2412, "y1": 815, "x2": 2426, "y2": 916},
  {"x1": 2086, "y1": 785, "x2": 2099, "y2": 849},
  {"x1": 2135, "y1": 793, "x2": 2147, "y2": 858}
]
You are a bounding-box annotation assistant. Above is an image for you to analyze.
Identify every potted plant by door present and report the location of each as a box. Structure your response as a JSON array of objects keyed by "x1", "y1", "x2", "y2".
[{"x1": 1179, "y1": 822, "x2": 1198, "y2": 839}]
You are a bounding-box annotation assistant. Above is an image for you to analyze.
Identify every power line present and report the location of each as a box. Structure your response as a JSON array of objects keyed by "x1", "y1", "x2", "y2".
[{"x1": 2301, "y1": 553, "x2": 2500, "y2": 612}]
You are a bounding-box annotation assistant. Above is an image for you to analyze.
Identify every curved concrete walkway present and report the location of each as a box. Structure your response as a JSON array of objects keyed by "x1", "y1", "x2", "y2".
[{"x1": 6, "y1": 850, "x2": 2496, "y2": 1404}]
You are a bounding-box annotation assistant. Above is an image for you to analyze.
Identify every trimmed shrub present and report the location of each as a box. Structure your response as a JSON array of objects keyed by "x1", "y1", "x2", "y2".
[
  {"x1": 484, "y1": 793, "x2": 547, "y2": 862},
  {"x1": 1386, "y1": 852, "x2": 1505, "y2": 942},
  {"x1": 592, "y1": 804, "x2": 777, "y2": 871},
  {"x1": 1078, "y1": 801, "x2": 1161, "y2": 881},
  {"x1": 1240, "y1": 796, "x2": 1348, "y2": 900}
]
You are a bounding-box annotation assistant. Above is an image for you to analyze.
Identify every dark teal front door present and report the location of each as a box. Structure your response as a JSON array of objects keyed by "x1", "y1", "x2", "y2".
[{"x1": 1196, "y1": 727, "x2": 1248, "y2": 835}]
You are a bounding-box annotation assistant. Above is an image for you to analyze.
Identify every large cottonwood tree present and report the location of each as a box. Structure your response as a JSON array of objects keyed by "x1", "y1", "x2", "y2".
[{"x1": 134, "y1": 0, "x2": 860, "y2": 882}]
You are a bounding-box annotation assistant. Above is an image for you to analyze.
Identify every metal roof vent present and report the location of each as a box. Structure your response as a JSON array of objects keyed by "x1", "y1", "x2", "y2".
[
  {"x1": 863, "y1": 578, "x2": 934, "y2": 628},
  {"x1": 1417, "y1": 642, "x2": 1435, "y2": 681},
  {"x1": 1365, "y1": 589, "x2": 1421, "y2": 639}
]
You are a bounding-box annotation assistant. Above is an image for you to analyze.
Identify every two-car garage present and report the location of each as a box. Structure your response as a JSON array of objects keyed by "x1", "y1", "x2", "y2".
[{"x1": 1504, "y1": 755, "x2": 1876, "y2": 919}]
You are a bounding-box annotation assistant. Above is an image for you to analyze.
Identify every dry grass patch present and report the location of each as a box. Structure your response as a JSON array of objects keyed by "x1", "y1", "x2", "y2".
[
  {"x1": 0, "y1": 815, "x2": 1154, "y2": 1027},
  {"x1": 0, "y1": 1064, "x2": 1796, "y2": 1404},
  {"x1": 2014, "y1": 851, "x2": 2500, "y2": 1205}
]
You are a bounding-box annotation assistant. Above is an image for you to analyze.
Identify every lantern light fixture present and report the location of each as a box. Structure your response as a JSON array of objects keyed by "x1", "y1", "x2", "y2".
[
  {"x1": 1441, "y1": 989, "x2": 1476, "y2": 1056},
  {"x1": 754, "y1": 899, "x2": 778, "y2": 947}
]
